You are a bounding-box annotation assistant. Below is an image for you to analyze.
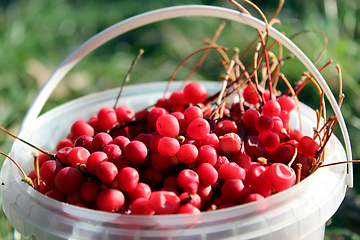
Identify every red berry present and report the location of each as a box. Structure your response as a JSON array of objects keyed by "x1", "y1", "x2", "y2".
[
  {"x1": 97, "y1": 107, "x2": 118, "y2": 130},
  {"x1": 187, "y1": 118, "x2": 210, "y2": 140},
  {"x1": 149, "y1": 191, "x2": 180, "y2": 215},
  {"x1": 96, "y1": 188, "x2": 125, "y2": 213},
  {"x1": 115, "y1": 105, "x2": 135, "y2": 125},
  {"x1": 183, "y1": 82, "x2": 207, "y2": 105},
  {"x1": 55, "y1": 167, "x2": 84, "y2": 195},
  {"x1": 156, "y1": 114, "x2": 179, "y2": 138},
  {"x1": 219, "y1": 133, "x2": 242, "y2": 156}
]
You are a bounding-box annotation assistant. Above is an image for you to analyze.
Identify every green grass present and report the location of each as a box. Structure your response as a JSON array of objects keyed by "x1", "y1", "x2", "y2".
[{"x1": 1, "y1": 0, "x2": 360, "y2": 239}]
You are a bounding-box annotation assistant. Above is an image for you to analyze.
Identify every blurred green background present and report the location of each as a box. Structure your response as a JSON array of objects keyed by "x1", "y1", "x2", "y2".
[{"x1": 0, "y1": 0, "x2": 360, "y2": 239}]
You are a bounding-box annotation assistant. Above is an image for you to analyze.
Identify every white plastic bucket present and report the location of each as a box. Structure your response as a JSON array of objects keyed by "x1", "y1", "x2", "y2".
[{"x1": 1, "y1": 5, "x2": 353, "y2": 240}]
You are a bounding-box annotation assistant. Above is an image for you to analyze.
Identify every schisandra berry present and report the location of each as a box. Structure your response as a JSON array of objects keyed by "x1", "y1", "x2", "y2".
[
  {"x1": 221, "y1": 179, "x2": 251, "y2": 204},
  {"x1": 39, "y1": 160, "x2": 63, "y2": 189},
  {"x1": 149, "y1": 191, "x2": 180, "y2": 215},
  {"x1": 298, "y1": 136, "x2": 319, "y2": 158},
  {"x1": 130, "y1": 198, "x2": 155, "y2": 215},
  {"x1": 196, "y1": 163, "x2": 218, "y2": 186},
  {"x1": 92, "y1": 132, "x2": 113, "y2": 151},
  {"x1": 176, "y1": 144, "x2": 198, "y2": 164},
  {"x1": 187, "y1": 118, "x2": 210, "y2": 140},
  {"x1": 243, "y1": 84, "x2": 261, "y2": 105},
  {"x1": 215, "y1": 119, "x2": 238, "y2": 136},
  {"x1": 255, "y1": 115, "x2": 274, "y2": 132},
  {"x1": 258, "y1": 130, "x2": 280, "y2": 151},
  {"x1": 262, "y1": 100, "x2": 281, "y2": 117},
  {"x1": 184, "y1": 106, "x2": 203, "y2": 124},
  {"x1": 277, "y1": 96, "x2": 296, "y2": 112},
  {"x1": 74, "y1": 135, "x2": 93, "y2": 152},
  {"x1": 124, "y1": 140, "x2": 148, "y2": 163},
  {"x1": 66, "y1": 147, "x2": 90, "y2": 168},
  {"x1": 69, "y1": 119, "x2": 94, "y2": 142},
  {"x1": 219, "y1": 133, "x2": 242, "y2": 156},
  {"x1": 178, "y1": 203, "x2": 201, "y2": 214},
  {"x1": 242, "y1": 109, "x2": 260, "y2": 128},
  {"x1": 265, "y1": 163, "x2": 296, "y2": 192},
  {"x1": 218, "y1": 162, "x2": 246, "y2": 182},
  {"x1": 95, "y1": 161, "x2": 118, "y2": 185},
  {"x1": 156, "y1": 114, "x2": 179, "y2": 138},
  {"x1": 96, "y1": 188, "x2": 125, "y2": 213},
  {"x1": 97, "y1": 107, "x2": 118, "y2": 130},
  {"x1": 115, "y1": 105, "x2": 135, "y2": 125},
  {"x1": 157, "y1": 137, "x2": 180, "y2": 157},
  {"x1": 169, "y1": 91, "x2": 188, "y2": 112},
  {"x1": 183, "y1": 82, "x2": 207, "y2": 105},
  {"x1": 127, "y1": 182, "x2": 152, "y2": 202},
  {"x1": 80, "y1": 180, "x2": 101, "y2": 202},
  {"x1": 55, "y1": 167, "x2": 84, "y2": 195},
  {"x1": 116, "y1": 167, "x2": 139, "y2": 192},
  {"x1": 177, "y1": 169, "x2": 199, "y2": 194},
  {"x1": 197, "y1": 145, "x2": 218, "y2": 166},
  {"x1": 147, "y1": 107, "x2": 168, "y2": 130}
]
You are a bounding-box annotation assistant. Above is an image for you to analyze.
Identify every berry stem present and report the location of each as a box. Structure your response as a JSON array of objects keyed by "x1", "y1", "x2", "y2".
[
  {"x1": 286, "y1": 142, "x2": 298, "y2": 167},
  {"x1": 296, "y1": 163, "x2": 302, "y2": 184},
  {"x1": 335, "y1": 64, "x2": 345, "y2": 108},
  {"x1": 290, "y1": 29, "x2": 328, "y2": 66},
  {"x1": 0, "y1": 126, "x2": 56, "y2": 159},
  {"x1": 185, "y1": 21, "x2": 226, "y2": 82},
  {"x1": 319, "y1": 160, "x2": 360, "y2": 168},
  {"x1": 114, "y1": 49, "x2": 144, "y2": 109},
  {"x1": 165, "y1": 45, "x2": 228, "y2": 97},
  {"x1": 279, "y1": 74, "x2": 302, "y2": 132},
  {"x1": 0, "y1": 152, "x2": 34, "y2": 188},
  {"x1": 215, "y1": 59, "x2": 236, "y2": 120},
  {"x1": 33, "y1": 153, "x2": 40, "y2": 191}
]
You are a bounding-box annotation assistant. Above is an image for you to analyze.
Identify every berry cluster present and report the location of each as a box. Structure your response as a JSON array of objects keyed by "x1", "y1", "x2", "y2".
[{"x1": 27, "y1": 81, "x2": 321, "y2": 215}]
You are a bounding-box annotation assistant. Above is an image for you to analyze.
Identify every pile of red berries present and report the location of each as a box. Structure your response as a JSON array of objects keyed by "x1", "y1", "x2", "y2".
[{"x1": 28, "y1": 81, "x2": 321, "y2": 215}]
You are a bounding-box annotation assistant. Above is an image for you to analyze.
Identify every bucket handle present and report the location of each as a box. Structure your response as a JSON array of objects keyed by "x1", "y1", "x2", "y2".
[{"x1": 19, "y1": 4, "x2": 353, "y2": 187}]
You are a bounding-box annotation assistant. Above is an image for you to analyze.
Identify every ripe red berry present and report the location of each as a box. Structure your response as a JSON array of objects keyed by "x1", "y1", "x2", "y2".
[
  {"x1": 298, "y1": 136, "x2": 319, "y2": 158},
  {"x1": 196, "y1": 163, "x2": 218, "y2": 186},
  {"x1": 96, "y1": 161, "x2": 118, "y2": 185},
  {"x1": 115, "y1": 105, "x2": 135, "y2": 125},
  {"x1": 130, "y1": 198, "x2": 155, "y2": 215},
  {"x1": 265, "y1": 163, "x2": 296, "y2": 192},
  {"x1": 183, "y1": 82, "x2": 207, "y2": 105},
  {"x1": 262, "y1": 100, "x2": 281, "y2": 117},
  {"x1": 124, "y1": 140, "x2": 148, "y2": 163},
  {"x1": 149, "y1": 191, "x2": 180, "y2": 215},
  {"x1": 97, "y1": 107, "x2": 118, "y2": 130},
  {"x1": 80, "y1": 180, "x2": 101, "y2": 202},
  {"x1": 55, "y1": 167, "x2": 84, "y2": 195},
  {"x1": 157, "y1": 137, "x2": 180, "y2": 157},
  {"x1": 116, "y1": 167, "x2": 139, "y2": 192},
  {"x1": 215, "y1": 119, "x2": 238, "y2": 136},
  {"x1": 39, "y1": 160, "x2": 63, "y2": 189},
  {"x1": 67, "y1": 147, "x2": 90, "y2": 168},
  {"x1": 277, "y1": 96, "x2": 296, "y2": 112},
  {"x1": 184, "y1": 106, "x2": 203, "y2": 124},
  {"x1": 70, "y1": 119, "x2": 94, "y2": 141},
  {"x1": 176, "y1": 144, "x2": 198, "y2": 164},
  {"x1": 96, "y1": 188, "x2": 125, "y2": 213},
  {"x1": 219, "y1": 133, "x2": 242, "y2": 156},
  {"x1": 177, "y1": 169, "x2": 199, "y2": 194},
  {"x1": 221, "y1": 179, "x2": 251, "y2": 204},
  {"x1": 243, "y1": 84, "x2": 261, "y2": 105},
  {"x1": 156, "y1": 114, "x2": 180, "y2": 138},
  {"x1": 187, "y1": 118, "x2": 210, "y2": 140}
]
